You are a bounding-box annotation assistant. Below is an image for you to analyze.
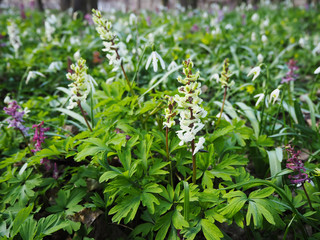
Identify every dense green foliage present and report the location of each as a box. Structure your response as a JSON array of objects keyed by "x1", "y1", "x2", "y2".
[{"x1": 0, "y1": 2, "x2": 320, "y2": 239}]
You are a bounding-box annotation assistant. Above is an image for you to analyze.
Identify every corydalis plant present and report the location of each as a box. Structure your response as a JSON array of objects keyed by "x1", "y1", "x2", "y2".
[
  {"x1": 3, "y1": 97, "x2": 29, "y2": 136},
  {"x1": 174, "y1": 59, "x2": 207, "y2": 183},
  {"x1": 66, "y1": 58, "x2": 92, "y2": 131},
  {"x1": 7, "y1": 20, "x2": 21, "y2": 57},
  {"x1": 92, "y1": 9, "x2": 134, "y2": 96}
]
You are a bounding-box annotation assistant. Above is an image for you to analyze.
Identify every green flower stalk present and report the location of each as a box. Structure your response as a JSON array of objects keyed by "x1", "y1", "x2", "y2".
[
  {"x1": 66, "y1": 58, "x2": 92, "y2": 131},
  {"x1": 163, "y1": 96, "x2": 177, "y2": 186},
  {"x1": 92, "y1": 9, "x2": 134, "y2": 96},
  {"x1": 216, "y1": 58, "x2": 233, "y2": 126},
  {"x1": 174, "y1": 59, "x2": 207, "y2": 183}
]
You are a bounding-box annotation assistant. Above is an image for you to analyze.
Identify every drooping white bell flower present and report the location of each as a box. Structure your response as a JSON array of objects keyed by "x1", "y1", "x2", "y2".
[{"x1": 145, "y1": 51, "x2": 165, "y2": 72}]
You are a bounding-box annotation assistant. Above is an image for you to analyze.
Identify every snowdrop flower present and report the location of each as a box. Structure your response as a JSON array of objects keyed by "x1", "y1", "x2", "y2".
[
  {"x1": 261, "y1": 35, "x2": 268, "y2": 43},
  {"x1": 254, "y1": 93, "x2": 265, "y2": 107},
  {"x1": 26, "y1": 71, "x2": 45, "y2": 84},
  {"x1": 212, "y1": 73, "x2": 220, "y2": 83},
  {"x1": 129, "y1": 13, "x2": 137, "y2": 25},
  {"x1": 251, "y1": 32, "x2": 256, "y2": 41},
  {"x1": 251, "y1": 13, "x2": 259, "y2": 23},
  {"x1": 312, "y1": 42, "x2": 320, "y2": 56},
  {"x1": 146, "y1": 51, "x2": 165, "y2": 72},
  {"x1": 66, "y1": 58, "x2": 90, "y2": 109},
  {"x1": 47, "y1": 61, "x2": 63, "y2": 72},
  {"x1": 314, "y1": 66, "x2": 320, "y2": 74},
  {"x1": 168, "y1": 60, "x2": 178, "y2": 71},
  {"x1": 225, "y1": 24, "x2": 233, "y2": 30},
  {"x1": 262, "y1": 18, "x2": 269, "y2": 28},
  {"x1": 247, "y1": 65, "x2": 261, "y2": 81},
  {"x1": 269, "y1": 88, "x2": 280, "y2": 105},
  {"x1": 257, "y1": 54, "x2": 264, "y2": 62},
  {"x1": 74, "y1": 50, "x2": 81, "y2": 60}
]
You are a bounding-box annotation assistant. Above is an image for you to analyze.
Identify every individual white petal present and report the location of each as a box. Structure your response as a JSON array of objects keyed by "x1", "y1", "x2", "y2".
[
  {"x1": 193, "y1": 137, "x2": 205, "y2": 155},
  {"x1": 314, "y1": 66, "x2": 320, "y2": 74},
  {"x1": 152, "y1": 52, "x2": 158, "y2": 72},
  {"x1": 145, "y1": 52, "x2": 153, "y2": 70},
  {"x1": 254, "y1": 93, "x2": 265, "y2": 106},
  {"x1": 156, "y1": 52, "x2": 166, "y2": 70}
]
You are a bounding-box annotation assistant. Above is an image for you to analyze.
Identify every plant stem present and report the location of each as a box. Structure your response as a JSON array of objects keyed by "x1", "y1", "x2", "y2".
[
  {"x1": 77, "y1": 100, "x2": 93, "y2": 132},
  {"x1": 259, "y1": 90, "x2": 267, "y2": 135},
  {"x1": 113, "y1": 45, "x2": 135, "y2": 97},
  {"x1": 166, "y1": 127, "x2": 173, "y2": 186},
  {"x1": 302, "y1": 183, "x2": 314, "y2": 210},
  {"x1": 271, "y1": 93, "x2": 284, "y2": 135},
  {"x1": 191, "y1": 139, "x2": 196, "y2": 184},
  {"x1": 18, "y1": 128, "x2": 33, "y2": 155},
  {"x1": 216, "y1": 85, "x2": 228, "y2": 127}
]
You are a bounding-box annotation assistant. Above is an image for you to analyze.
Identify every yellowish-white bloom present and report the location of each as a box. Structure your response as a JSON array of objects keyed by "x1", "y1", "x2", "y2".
[
  {"x1": 247, "y1": 65, "x2": 261, "y2": 81},
  {"x1": 251, "y1": 32, "x2": 256, "y2": 42},
  {"x1": 74, "y1": 50, "x2": 81, "y2": 60},
  {"x1": 269, "y1": 88, "x2": 280, "y2": 105},
  {"x1": 146, "y1": 51, "x2": 165, "y2": 72},
  {"x1": 129, "y1": 13, "x2": 137, "y2": 25},
  {"x1": 314, "y1": 66, "x2": 320, "y2": 74},
  {"x1": 7, "y1": 20, "x2": 21, "y2": 56},
  {"x1": 193, "y1": 137, "x2": 205, "y2": 155}
]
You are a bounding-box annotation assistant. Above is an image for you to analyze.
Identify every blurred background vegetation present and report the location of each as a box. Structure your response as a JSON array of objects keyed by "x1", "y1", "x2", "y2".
[{"x1": 1, "y1": 0, "x2": 319, "y2": 12}]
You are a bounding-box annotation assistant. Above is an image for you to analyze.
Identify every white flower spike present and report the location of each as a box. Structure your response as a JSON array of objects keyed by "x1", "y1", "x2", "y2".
[
  {"x1": 247, "y1": 65, "x2": 261, "y2": 81},
  {"x1": 146, "y1": 51, "x2": 165, "y2": 72},
  {"x1": 314, "y1": 66, "x2": 320, "y2": 74}
]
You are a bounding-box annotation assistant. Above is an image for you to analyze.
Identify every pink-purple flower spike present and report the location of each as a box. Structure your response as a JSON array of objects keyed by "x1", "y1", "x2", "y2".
[
  {"x1": 3, "y1": 100, "x2": 29, "y2": 136},
  {"x1": 32, "y1": 121, "x2": 50, "y2": 153},
  {"x1": 286, "y1": 145, "x2": 309, "y2": 185}
]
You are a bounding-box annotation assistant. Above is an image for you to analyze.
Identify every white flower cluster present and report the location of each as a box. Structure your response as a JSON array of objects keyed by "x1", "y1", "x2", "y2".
[
  {"x1": 174, "y1": 59, "x2": 207, "y2": 155},
  {"x1": 92, "y1": 9, "x2": 120, "y2": 70},
  {"x1": 66, "y1": 58, "x2": 90, "y2": 109},
  {"x1": 7, "y1": 20, "x2": 21, "y2": 55}
]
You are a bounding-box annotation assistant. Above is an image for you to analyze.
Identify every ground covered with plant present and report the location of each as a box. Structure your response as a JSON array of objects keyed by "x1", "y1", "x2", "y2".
[{"x1": 0, "y1": 2, "x2": 320, "y2": 240}]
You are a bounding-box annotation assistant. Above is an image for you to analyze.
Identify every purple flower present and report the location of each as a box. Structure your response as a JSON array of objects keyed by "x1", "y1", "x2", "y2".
[
  {"x1": 286, "y1": 145, "x2": 309, "y2": 184},
  {"x1": 84, "y1": 13, "x2": 93, "y2": 25},
  {"x1": 32, "y1": 121, "x2": 49, "y2": 152},
  {"x1": 191, "y1": 24, "x2": 199, "y2": 32},
  {"x1": 3, "y1": 100, "x2": 29, "y2": 136},
  {"x1": 145, "y1": 16, "x2": 151, "y2": 26},
  {"x1": 281, "y1": 59, "x2": 299, "y2": 84},
  {"x1": 218, "y1": 10, "x2": 224, "y2": 22},
  {"x1": 20, "y1": 3, "x2": 26, "y2": 19}
]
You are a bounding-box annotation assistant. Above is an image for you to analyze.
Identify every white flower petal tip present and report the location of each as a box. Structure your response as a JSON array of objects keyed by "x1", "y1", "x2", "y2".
[
  {"x1": 254, "y1": 93, "x2": 265, "y2": 107},
  {"x1": 193, "y1": 137, "x2": 205, "y2": 155},
  {"x1": 314, "y1": 66, "x2": 320, "y2": 74}
]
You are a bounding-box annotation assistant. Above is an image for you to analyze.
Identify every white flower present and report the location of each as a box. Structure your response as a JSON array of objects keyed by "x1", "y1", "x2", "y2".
[
  {"x1": 225, "y1": 24, "x2": 233, "y2": 30},
  {"x1": 193, "y1": 137, "x2": 205, "y2": 155},
  {"x1": 312, "y1": 42, "x2": 320, "y2": 55},
  {"x1": 251, "y1": 32, "x2": 256, "y2": 42},
  {"x1": 47, "y1": 61, "x2": 63, "y2": 72},
  {"x1": 26, "y1": 71, "x2": 45, "y2": 84},
  {"x1": 247, "y1": 66, "x2": 261, "y2": 81},
  {"x1": 74, "y1": 50, "x2": 81, "y2": 60},
  {"x1": 261, "y1": 35, "x2": 268, "y2": 43},
  {"x1": 129, "y1": 13, "x2": 137, "y2": 25},
  {"x1": 146, "y1": 51, "x2": 165, "y2": 72},
  {"x1": 168, "y1": 60, "x2": 178, "y2": 71},
  {"x1": 212, "y1": 73, "x2": 220, "y2": 83},
  {"x1": 314, "y1": 66, "x2": 320, "y2": 74},
  {"x1": 7, "y1": 20, "x2": 21, "y2": 55},
  {"x1": 4, "y1": 96, "x2": 11, "y2": 104},
  {"x1": 269, "y1": 88, "x2": 280, "y2": 105},
  {"x1": 262, "y1": 18, "x2": 269, "y2": 27},
  {"x1": 45, "y1": 20, "x2": 55, "y2": 42},
  {"x1": 251, "y1": 13, "x2": 259, "y2": 23},
  {"x1": 254, "y1": 93, "x2": 265, "y2": 107},
  {"x1": 257, "y1": 54, "x2": 264, "y2": 62}
]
